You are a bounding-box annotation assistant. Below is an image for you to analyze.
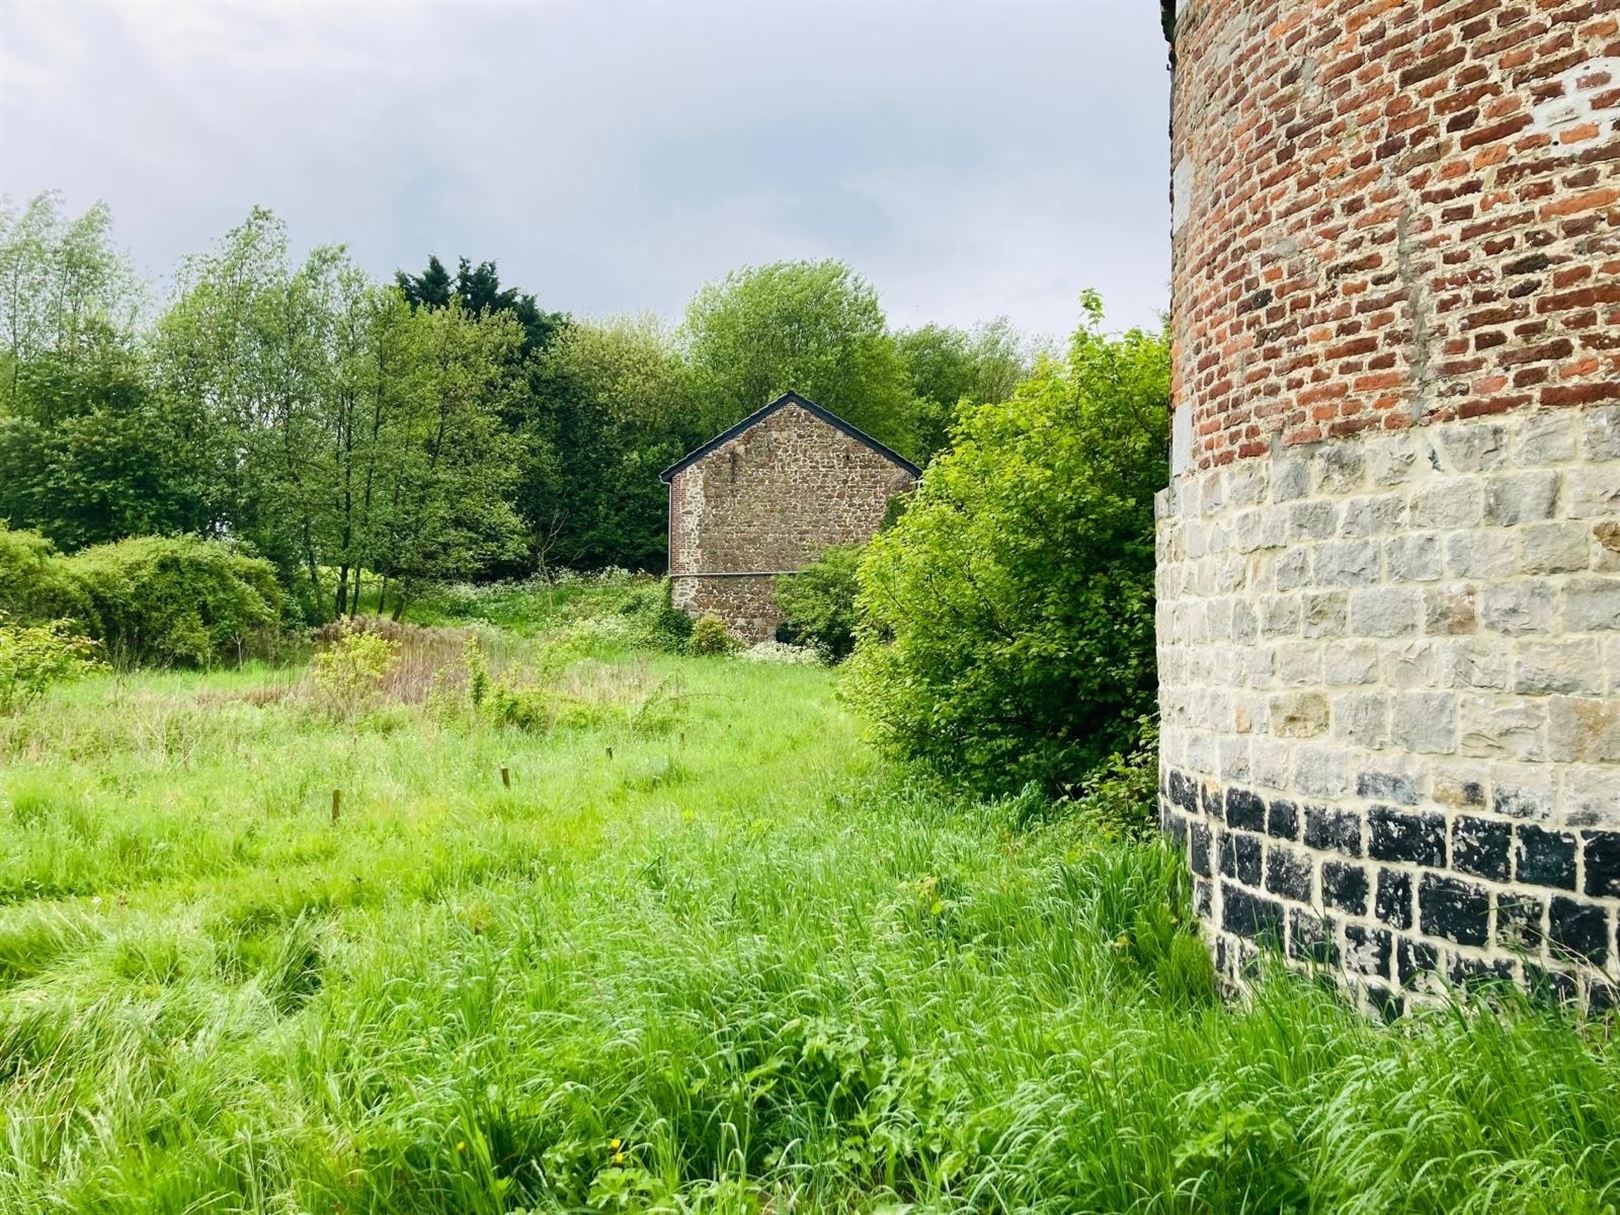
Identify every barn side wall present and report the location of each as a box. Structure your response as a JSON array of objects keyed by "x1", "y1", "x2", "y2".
[
  {"x1": 1160, "y1": 0, "x2": 1620, "y2": 1014},
  {"x1": 668, "y1": 403, "x2": 915, "y2": 641}
]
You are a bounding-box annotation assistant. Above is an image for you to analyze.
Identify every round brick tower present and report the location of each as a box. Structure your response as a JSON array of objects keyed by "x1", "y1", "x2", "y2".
[{"x1": 1158, "y1": 0, "x2": 1620, "y2": 1015}]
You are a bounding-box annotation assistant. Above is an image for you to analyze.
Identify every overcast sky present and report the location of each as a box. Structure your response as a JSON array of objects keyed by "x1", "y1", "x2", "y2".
[{"x1": 0, "y1": 0, "x2": 1170, "y2": 340}]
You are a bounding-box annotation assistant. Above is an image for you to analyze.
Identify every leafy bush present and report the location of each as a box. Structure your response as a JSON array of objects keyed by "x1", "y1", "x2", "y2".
[
  {"x1": 617, "y1": 578, "x2": 694, "y2": 652},
  {"x1": 846, "y1": 294, "x2": 1169, "y2": 795},
  {"x1": 0, "y1": 524, "x2": 91, "y2": 624},
  {"x1": 310, "y1": 622, "x2": 399, "y2": 720},
  {"x1": 687, "y1": 614, "x2": 735, "y2": 655},
  {"x1": 775, "y1": 544, "x2": 862, "y2": 661},
  {"x1": 60, "y1": 535, "x2": 284, "y2": 667},
  {"x1": 0, "y1": 615, "x2": 105, "y2": 714}
]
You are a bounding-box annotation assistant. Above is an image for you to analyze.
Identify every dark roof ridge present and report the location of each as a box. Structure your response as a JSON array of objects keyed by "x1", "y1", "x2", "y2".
[{"x1": 658, "y1": 392, "x2": 922, "y2": 483}]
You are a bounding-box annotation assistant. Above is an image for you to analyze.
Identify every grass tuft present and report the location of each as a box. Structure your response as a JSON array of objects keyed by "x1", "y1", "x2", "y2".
[{"x1": 0, "y1": 613, "x2": 1615, "y2": 1213}]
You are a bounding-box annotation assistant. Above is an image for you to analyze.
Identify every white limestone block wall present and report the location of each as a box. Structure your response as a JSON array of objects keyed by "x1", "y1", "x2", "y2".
[{"x1": 1156, "y1": 407, "x2": 1620, "y2": 1015}]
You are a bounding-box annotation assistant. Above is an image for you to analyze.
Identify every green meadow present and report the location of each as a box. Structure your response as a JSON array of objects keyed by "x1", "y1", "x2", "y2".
[{"x1": 1, "y1": 610, "x2": 1618, "y2": 1214}]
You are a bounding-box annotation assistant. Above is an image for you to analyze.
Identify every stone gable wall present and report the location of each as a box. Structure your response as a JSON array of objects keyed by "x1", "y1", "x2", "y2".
[
  {"x1": 668, "y1": 403, "x2": 915, "y2": 640},
  {"x1": 1162, "y1": 0, "x2": 1620, "y2": 1014}
]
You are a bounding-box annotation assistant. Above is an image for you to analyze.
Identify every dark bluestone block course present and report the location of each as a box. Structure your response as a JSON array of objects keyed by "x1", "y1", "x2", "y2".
[
  {"x1": 1321, "y1": 860, "x2": 1370, "y2": 914},
  {"x1": 1496, "y1": 892, "x2": 1547, "y2": 952},
  {"x1": 1267, "y1": 799, "x2": 1299, "y2": 840},
  {"x1": 1549, "y1": 897, "x2": 1610, "y2": 967},
  {"x1": 1344, "y1": 923, "x2": 1392, "y2": 978},
  {"x1": 1452, "y1": 816, "x2": 1511, "y2": 882},
  {"x1": 1219, "y1": 833, "x2": 1263, "y2": 886},
  {"x1": 1169, "y1": 769, "x2": 1196, "y2": 814},
  {"x1": 1582, "y1": 831, "x2": 1620, "y2": 898},
  {"x1": 1225, "y1": 787, "x2": 1268, "y2": 832},
  {"x1": 1222, "y1": 885, "x2": 1285, "y2": 942},
  {"x1": 1265, "y1": 846, "x2": 1313, "y2": 902},
  {"x1": 1369, "y1": 806, "x2": 1447, "y2": 867},
  {"x1": 1396, "y1": 937, "x2": 1439, "y2": 986},
  {"x1": 1375, "y1": 868, "x2": 1414, "y2": 929},
  {"x1": 1449, "y1": 954, "x2": 1517, "y2": 991},
  {"x1": 1190, "y1": 822, "x2": 1213, "y2": 877},
  {"x1": 1356, "y1": 770, "x2": 1418, "y2": 805},
  {"x1": 1590, "y1": 980, "x2": 1616, "y2": 1016},
  {"x1": 1288, "y1": 907, "x2": 1336, "y2": 963},
  {"x1": 1304, "y1": 805, "x2": 1362, "y2": 856},
  {"x1": 1419, "y1": 874, "x2": 1490, "y2": 947},
  {"x1": 1524, "y1": 963, "x2": 1579, "y2": 1005},
  {"x1": 1163, "y1": 806, "x2": 1188, "y2": 845},
  {"x1": 1516, "y1": 825, "x2": 1577, "y2": 890},
  {"x1": 1193, "y1": 878, "x2": 1213, "y2": 917}
]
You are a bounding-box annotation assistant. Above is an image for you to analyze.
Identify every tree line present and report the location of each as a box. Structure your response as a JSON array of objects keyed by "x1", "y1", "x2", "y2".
[{"x1": 0, "y1": 192, "x2": 1042, "y2": 620}]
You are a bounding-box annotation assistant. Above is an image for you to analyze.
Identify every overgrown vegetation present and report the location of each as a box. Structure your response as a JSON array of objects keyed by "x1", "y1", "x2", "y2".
[
  {"x1": 0, "y1": 524, "x2": 284, "y2": 668},
  {"x1": 775, "y1": 543, "x2": 862, "y2": 661},
  {"x1": 847, "y1": 294, "x2": 1169, "y2": 796},
  {"x1": 1, "y1": 606, "x2": 1616, "y2": 1213},
  {"x1": 0, "y1": 614, "x2": 102, "y2": 714}
]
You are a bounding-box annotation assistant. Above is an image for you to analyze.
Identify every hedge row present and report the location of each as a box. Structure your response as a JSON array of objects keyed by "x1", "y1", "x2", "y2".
[{"x1": 0, "y1": 524, "x2": 284, "y2": 667}]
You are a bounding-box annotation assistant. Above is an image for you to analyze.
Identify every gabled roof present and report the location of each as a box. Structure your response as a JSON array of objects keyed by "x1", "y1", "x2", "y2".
[{"x1": 658, "y1": 391, "x2": 922, "y2": 483}]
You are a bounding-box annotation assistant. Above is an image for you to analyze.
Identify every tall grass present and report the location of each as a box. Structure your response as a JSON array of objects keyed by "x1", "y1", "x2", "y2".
[{"x1": 0, "y1": 638, "x2": 1616, "y2": 1213}]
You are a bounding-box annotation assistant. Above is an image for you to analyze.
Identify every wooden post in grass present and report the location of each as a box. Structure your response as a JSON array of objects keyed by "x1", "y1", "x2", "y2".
[
  {"x1": 331, "y1": 788, "x2": 342, "y2": 823},
  {"x1": 500, "y1": 766, "x2": 511, "y2": 789}
]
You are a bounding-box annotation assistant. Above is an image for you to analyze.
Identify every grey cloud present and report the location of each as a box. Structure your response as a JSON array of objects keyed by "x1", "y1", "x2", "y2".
[{"x1": 0, "y1": 0, "x2": 1170, "y2": 336}]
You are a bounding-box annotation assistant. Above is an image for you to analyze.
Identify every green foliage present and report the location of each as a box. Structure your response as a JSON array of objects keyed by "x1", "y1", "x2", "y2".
[
  {"x1": 1068, "y1": 715, "x2": 1162, "y2": 839},
  {"x1": 618, "y1": 578, "x2": 695, "y2": 652},
  {"x1": 464, "y1": 634, "x2": 491, "y2": 709},
  {"x1": 311, "y1": 622, "x2": 400, "y2": 720},
  {"x1": 0, "y1": 615, "x2": 103, "y2": 714},
  {"x1": 0, "y1": 193, "x2": 215, "y2": 550},
  {"x1": 683, "y1": 260, "x2": 920, "y2": 458},
  {"x1": 156, "y1": 211, "x2": 527, "y2": 619},
  {"x1": 774, "y1": 544, "x2": 864, "y2": 661},
  {"x1": 895, "y1": 318, "x2": 1036, "y2": 460},
  {"x1": 847, "y1": 294, "x2": 1170, "y2": 795},
  {"x1": 532, "y1": 317, "x2": 701, "y2": 572},
  {"x1": 0, "y1": 524, "x2": 90, "y2": 623},
  {"x1": 1, "y1": 652, "x2": 1616, "y2": 1212},
  {"x1": 686, "y1": 613, "x2": 735, "y2": 656},
  {"x1": 61, "y1": 535, "x2": 284, "y2": 668}
]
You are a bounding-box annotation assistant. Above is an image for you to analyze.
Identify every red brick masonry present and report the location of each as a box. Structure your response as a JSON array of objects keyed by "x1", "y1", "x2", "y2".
[{"x1": 1169, "y1": 0, "x2": 1619, "y2": 473}]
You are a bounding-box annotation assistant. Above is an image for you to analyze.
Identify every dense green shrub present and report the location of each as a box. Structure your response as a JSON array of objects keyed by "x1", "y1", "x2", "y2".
[
  {"x1": 846, "y1": 294, "x2": 1169, "y2": 795},
  {"x1": 60, "y1": 535, "x2": 284, "y2": 667},
  {"x1": 687, "y1": 614, "x2": 735, "y2": 655},
  {"x1": 617, "y1": 578, "x2": 695, "y2": 651},
  {"x1": 0, "y1": 524, "x2": 91, "y2": 623},
  {"x1": 775, "y1": 544, "x2": 863, "y2": 661},
  {"x1": 310, "y1": 623, "x2": 400, "y2": 720},
  {"x1": 0, "y1": 615, "x2": 104, "y2": 714}
]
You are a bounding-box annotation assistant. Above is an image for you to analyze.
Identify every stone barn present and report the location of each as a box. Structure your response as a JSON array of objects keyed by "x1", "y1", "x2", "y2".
[
  {"x1": 1158, "y1": 0, "x2": 1620, "y2": 1015},
  {"x1": 660, "y1": 392, "x2": 920, "y2": 641}
]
